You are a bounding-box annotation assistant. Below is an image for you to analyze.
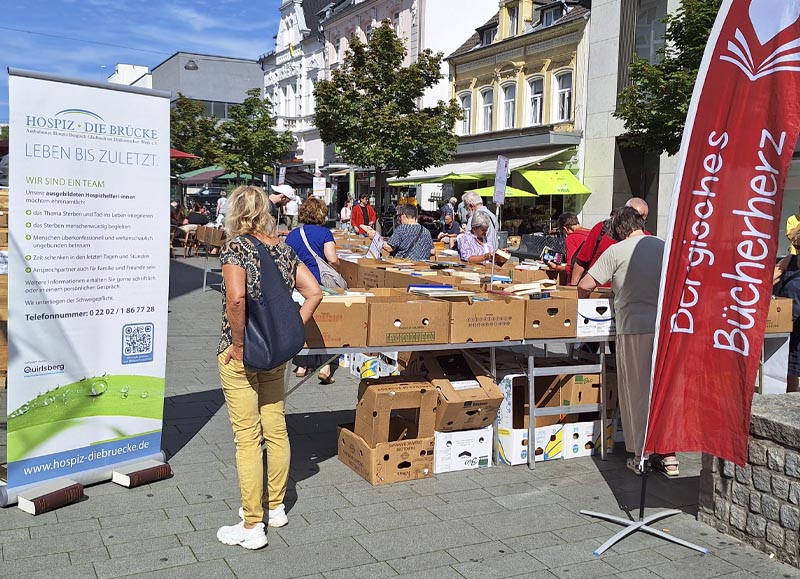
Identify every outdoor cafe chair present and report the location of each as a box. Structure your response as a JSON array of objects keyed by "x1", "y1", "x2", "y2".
[{"x1": 195, "y1": 225, "x2": 226, "y2": 292}]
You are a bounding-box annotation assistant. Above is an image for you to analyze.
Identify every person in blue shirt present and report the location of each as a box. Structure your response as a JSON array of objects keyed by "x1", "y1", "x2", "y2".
[{"x1": 285, "y1": 197, "x2": 339, "y2": 383}]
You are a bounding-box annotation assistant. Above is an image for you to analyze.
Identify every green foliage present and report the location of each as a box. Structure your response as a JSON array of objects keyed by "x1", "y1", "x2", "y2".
[
  {"x1": 0, "y1": 125, "x2": 8, "y2": 140},
  {"x1": 169, "y1": 94, "x2": 223, "y2": 174},
  {"x1": 615, "y1": 0, "x2": 722, "y2": 156},
  {"x1": 313, "y1": 20, "x2": 462, "y2": 195},
  {"x1": 219, "y1": 88, "x2": 296, "y2": 181}
]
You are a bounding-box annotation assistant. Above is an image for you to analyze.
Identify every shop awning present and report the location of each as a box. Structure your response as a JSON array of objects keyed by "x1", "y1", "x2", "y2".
[
  {"x1": 467, "y1": 185, "x2": 537, "y2": 198},
  {"x1": 387, "y1": 148, "x2": 571, "y2": 185},
  {"x1": 519, "y1": 169, "x2": 591, "y2": 196},
  {"x1": 178, "y1": 166, "x2": 225, "y2": 185}
]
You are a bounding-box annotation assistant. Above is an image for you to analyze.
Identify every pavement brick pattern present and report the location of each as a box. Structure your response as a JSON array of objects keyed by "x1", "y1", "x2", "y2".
[{"x1": 0, "y1": 257, "x2": 798, "y2": 578}]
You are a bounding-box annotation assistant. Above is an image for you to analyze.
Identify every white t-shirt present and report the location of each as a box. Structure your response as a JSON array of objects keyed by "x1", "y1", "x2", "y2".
[
  {"x1": 340, "y1": 205, "x2": 352, "y2": 221},
  {"x1": 285, "y1": 198, "x2": 299, "y2": 216}
]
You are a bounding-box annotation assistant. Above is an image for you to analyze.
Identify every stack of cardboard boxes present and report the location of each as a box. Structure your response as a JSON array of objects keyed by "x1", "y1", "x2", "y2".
[
  {"x1": 400, "y1": 352, "x2": 502, "y2": 475},
  {"x1": 495, "y1": 356, "x2": 617, "y2": 465},
  {"x1": 337, "y1": 377, "x2": 437, "y2": 485},
  {"x1": 338, "y1": 352, "x2": 504, "y2": 483}
]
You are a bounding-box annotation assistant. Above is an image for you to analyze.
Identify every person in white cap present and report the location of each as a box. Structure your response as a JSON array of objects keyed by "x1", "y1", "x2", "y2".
[{"x1": 268, "y1": 184, "x2": 296, "y2": 223}]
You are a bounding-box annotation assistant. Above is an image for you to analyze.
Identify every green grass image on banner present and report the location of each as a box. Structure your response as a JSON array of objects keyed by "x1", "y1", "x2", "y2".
[{"x1": 7, "y1": 374, "x2": 164, "y2": 462}]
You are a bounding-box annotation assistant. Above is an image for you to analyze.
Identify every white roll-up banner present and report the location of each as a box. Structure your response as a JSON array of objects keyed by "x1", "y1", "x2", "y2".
[{"x1": 6, "y1": 69, "x2": 170, "y2": 491}]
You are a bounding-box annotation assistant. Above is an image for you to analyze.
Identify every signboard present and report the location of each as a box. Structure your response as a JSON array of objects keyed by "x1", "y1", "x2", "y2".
[
  {"x1": 6, "y1": 70, "x2": 170, "y2": 491},
  {"x1": 494, "y1": 155, "x2": 509, "y2": 205},
  {"x1": 313, "y1": 176, "x2": 326, "y2": 199},
  {"x1": 278, "y1": 166, "x2": 286, "y2": 185}
]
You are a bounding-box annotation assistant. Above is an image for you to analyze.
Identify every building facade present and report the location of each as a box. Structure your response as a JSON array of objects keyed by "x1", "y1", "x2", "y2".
[
  {"x1": 318, "y1": 0, "x2": 498, "y2": 207},
  {"x1": 260, "y1": 0, "x2": 330, "y2": 183},
  {"x1": 109, "y1": 53, "x2": 263, "y2": 121},
  {"x1": 392, "y1": 1, "x2": 590, "y2": 218}
]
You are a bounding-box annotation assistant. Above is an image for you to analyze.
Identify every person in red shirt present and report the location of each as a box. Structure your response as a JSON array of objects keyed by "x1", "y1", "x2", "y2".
[
  {"x1": 546, "y1": 212, "x2": 590, "y2": 284},
  {"x1": 350, "y1": 193, "x2": 377, "y2": 235},
  {"x1": 570, "y1": 198, "x2": 649, "y2": 285}
]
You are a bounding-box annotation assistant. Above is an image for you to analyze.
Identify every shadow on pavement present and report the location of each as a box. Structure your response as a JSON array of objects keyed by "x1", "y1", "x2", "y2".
[
  {"x1": 591, "y1": 448, "x2": 701, "y2": 521},
  {"x1": 168, "y1": 257, "x2": 221, "y2": 301},
  {"x1": 160, "y1": 388, "x2": 352, "y2": 511}
]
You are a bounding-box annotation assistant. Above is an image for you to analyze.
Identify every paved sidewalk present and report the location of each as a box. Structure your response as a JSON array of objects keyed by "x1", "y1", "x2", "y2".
[{"x1": 1, "y1": 256, "x2": 798, "y2": 578}]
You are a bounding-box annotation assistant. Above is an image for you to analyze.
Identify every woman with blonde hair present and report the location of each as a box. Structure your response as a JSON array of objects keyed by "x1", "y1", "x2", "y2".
[{"x1": 216, "y1": 185, "x2": 322, "y2": 550}]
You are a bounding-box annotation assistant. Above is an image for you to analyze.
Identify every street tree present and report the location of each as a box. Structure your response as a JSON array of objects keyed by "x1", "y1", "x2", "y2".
[
  {"x1": 313, "y1": 20, "x2": 462, "y2": 210},
  {"x1": 170, "y1": 94, "x2": 223, "y2": 174},
  {"x1": 615, "y1": 0, "x2": 722, "y2": 156},
  {"x1": 219, "y1": 88, "x2": 295, "y2": 182}
]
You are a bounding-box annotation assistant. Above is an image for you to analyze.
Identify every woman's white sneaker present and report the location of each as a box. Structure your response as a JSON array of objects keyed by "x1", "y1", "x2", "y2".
[
  {"x1": 237, "y1": 505, "x2": 289, "y2": 528},
  {"x1": 267, "y1": 504, "x2": 288, "y2": 528},
  {"x1": 216, "y1": 520, "x2": 268, "y2": 550}
]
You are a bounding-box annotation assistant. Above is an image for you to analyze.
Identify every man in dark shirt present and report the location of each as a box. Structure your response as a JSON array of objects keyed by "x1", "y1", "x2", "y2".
[
  {"x1": 187, "y1": 203, "x2": 210, "y2": 226},
  {"x1": 364, "y1": 204, "x2": 433, "y2": 261}
]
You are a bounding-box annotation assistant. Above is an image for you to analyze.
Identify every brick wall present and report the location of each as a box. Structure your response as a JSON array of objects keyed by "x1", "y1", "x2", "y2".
[{"x1": 698, "y1": 394, "x2": 800, "y2": 568}]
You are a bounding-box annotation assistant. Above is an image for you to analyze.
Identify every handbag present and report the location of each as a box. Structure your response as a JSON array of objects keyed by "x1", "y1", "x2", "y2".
[
  {"x1": 298, "y1": 226, "x2": 348, "y2": 289},
  {"x1": 241, "y1": 235, "x2": 305, "y2": 371}
]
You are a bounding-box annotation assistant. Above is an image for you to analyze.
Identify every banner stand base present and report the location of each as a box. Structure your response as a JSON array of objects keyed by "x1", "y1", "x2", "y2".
[
  {"x1": 580, "y1": 466, "x2": 710, "y2": 556},
  {"x1": 579, "y1": 508, "x2": 710, "y2": 556}
]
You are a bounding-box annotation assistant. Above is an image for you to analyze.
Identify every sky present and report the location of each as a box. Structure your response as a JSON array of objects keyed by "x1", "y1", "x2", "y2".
[{"x1": 0, "y1": 0, "x2": 282, "y2": 123}]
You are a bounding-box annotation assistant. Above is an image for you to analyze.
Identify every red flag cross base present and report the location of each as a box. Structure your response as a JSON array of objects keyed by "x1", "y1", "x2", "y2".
[{"x1": 585, "y1": 0, "x2": 800, "y2": 557}]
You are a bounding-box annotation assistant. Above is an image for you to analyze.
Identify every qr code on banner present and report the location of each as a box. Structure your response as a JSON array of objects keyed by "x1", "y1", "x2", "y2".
[{"x1": 121, "y1": 323, "x2": 154, "y2": 364}]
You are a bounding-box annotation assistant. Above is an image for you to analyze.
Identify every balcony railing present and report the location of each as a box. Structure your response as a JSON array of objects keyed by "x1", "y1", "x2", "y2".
[{"x1": 274, "y1": 115, "x2": 317, "y2": 132}]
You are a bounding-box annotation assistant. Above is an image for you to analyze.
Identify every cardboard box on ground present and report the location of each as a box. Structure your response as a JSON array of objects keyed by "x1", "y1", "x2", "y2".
[
  {"x1": 434, "y1": 425, "x2": 493, "y2": 474},
  {"x1": 399, "y1": 351, "x2": 503, "y2": 432},
  {"x1": 338, "y1": 376, "x2": 437, "y2": 485},
  {"x1": 496, "y1": 360, "x2": 617, "y2": 465}
]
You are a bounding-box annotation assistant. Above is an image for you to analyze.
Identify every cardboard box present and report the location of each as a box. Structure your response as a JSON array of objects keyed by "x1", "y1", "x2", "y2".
[
  {"x1": 561, "y1": 373, "x2": 618, "y2": 411},
  {"x1": 305, "y1": 298, "x2": 368, "y2": 348},
  {"x1": 510, "y1": 267, "x2": 552, "y2": 284},
  {"x1": 577, "y1": 298, "x2": 616, "y2": 337},
  {"x1": 533, "y1": 423, "x2": 563, "y2": 462},
  {"x1": 562, "y1": 420, "x2": 616, "y2": 459},
  {"x1": 337, "y1": 259, "x2": 362, "y2": 288},
  {"x1": 365, "y1": 289, "x2": 450, "y2": 346},
  {"x1": 355, "y1": 378, "x2": 437, "y2": 447},
  {"x1": 496, "y1": 371, "x2": 583, "y2": 465},
  {"x1": 337, "y1": 424, "x2": 434, "y2": 485},
  {"x1": 560, "y1": 374, "x2": 600, "y2": 406},
  {"x1": 433, "y1": 425, "x2": 493, "y2": 473},
  {"x1": 524, "y1": 297, "x2": 577, "y2": 339},
  {"x1": 351, "y1": 352, "x2": 400, "y2": 379},
  {"x1": 405, "y1": 352, "x2": 503, "y2": 431},
  {"x1": 447, "y1": 294, "x2": 526, "y2": 343},
  {"x1": 766, "y1": 297, "x2": 793, "y2": 333}
]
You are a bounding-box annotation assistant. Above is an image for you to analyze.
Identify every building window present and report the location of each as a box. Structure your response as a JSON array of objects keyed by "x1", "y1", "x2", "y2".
[
  {"x1": 543, "y1": 6, "x2": 564, "y2": 27},
  {"x1": 636, "y1": 0, "x2": 668, "y2": 63},
  {"x1": 502, "y1": 84, "x2": 516, "y2": 129},
  {"x1": 480, "y1": 88, "x2": 493, "y2": 133},
  {"x1": 554, "y1": 71, "x2": 573, "y2": 122},
  {"x1": 481, "y1": 27, "x2": 497, "y2": 46},
  {"x1": 508, "y1": 4, "x2": 519, "y2": 37},
  {"x1": 458, "y1": 93, "x2": 472, "y2": 135},
  {"x1": 393, "y1": 12, "x2": 400, "y2": 35},
  {"x1": 528, "y1": 78, "x2": 544, "y2": 125}
]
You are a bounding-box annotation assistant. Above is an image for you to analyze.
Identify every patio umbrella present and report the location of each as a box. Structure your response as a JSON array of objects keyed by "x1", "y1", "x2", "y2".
[
  {"x1": 170, "y1": 148, "x2": 199, "y2": 159},
  {"x1": 468, "y1": 185, "x2": 537, "y2": 197}
]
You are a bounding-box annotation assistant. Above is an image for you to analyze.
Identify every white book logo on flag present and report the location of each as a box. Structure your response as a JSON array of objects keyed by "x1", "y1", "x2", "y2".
[{"x1": 720, "y1": 2, "x2": 800, "y2": 80}]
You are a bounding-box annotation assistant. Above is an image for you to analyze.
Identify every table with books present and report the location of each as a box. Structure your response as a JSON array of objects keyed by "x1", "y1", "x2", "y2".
[{"x1": 292, "y1": 254, "x2": 619, "y2": 484}]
